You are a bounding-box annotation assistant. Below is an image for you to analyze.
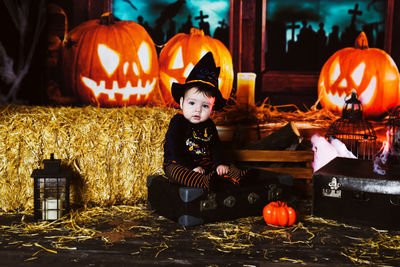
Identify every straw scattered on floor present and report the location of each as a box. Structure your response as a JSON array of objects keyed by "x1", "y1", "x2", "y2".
[{"x1": 1, "y1": 205, "x2": 400, "y2": 265}]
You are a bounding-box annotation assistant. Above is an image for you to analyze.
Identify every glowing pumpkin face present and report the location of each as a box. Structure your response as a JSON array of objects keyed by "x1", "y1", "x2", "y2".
[
  {"x1": 62, "y1": 13, "x2": 159, "y2": 107},
  {"x1": 318, "y1": 32, "x2": 400, "y2": 119},
  {"x1": 159, "y1": 28, "x2": 233, "y2": 107}
]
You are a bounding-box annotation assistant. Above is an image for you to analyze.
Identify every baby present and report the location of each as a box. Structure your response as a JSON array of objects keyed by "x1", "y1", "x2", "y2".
[{"x1": 163, "y1": 52, "x2": 246, "y2": 191}]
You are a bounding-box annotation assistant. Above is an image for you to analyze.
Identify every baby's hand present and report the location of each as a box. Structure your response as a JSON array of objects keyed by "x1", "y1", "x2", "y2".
[
  {"x1": 193, "y1": 166, "x2": 205, "y2": 174},
  {"x1": 216, "y1": 165, "x2": 229, "y2": 176}
]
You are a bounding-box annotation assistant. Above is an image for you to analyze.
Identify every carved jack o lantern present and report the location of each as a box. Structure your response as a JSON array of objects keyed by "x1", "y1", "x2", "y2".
[
  {"x1": 158, "y1": 28, "x2": 233, "y2": 107},
  {"x1": 62, "y1": 13, "x2": 159, "y2": 107},
  {"x1": 318, "y1": 32, "x2": 400, "y2": 119}
]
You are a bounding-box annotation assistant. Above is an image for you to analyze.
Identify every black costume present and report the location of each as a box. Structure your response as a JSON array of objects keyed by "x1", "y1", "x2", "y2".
[
  {"x1": 164, "y1": 113, "x2": 227, "y2": 170},
  {"x1": 163, "y1": 113, "x2": 245, "y2": 190}
]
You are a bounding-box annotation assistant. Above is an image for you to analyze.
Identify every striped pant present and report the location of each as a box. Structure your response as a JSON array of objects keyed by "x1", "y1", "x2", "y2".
[{"x1": 163, "y1": 158, "x2": 247, "y2": 191}]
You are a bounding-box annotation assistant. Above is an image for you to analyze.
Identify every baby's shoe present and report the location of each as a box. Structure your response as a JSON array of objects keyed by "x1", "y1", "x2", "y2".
[{"x1": 222, "y1": 164, "x2": 248, "y2": 185}]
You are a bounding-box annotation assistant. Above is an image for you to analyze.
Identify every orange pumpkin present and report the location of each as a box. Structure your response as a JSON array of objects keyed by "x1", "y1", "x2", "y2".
[
  {"x1": 318, "y1": 32, "x2": 400, "y2": 119},
  {"x1": 263, "y1": 201, "x2": 296, "y2": 227},
  {"x1": 158, "y1": 28, "x2": 233, "y2": 107},
  {"x1": 62, "y1": 13, "x2": 159, "y2": 107}
]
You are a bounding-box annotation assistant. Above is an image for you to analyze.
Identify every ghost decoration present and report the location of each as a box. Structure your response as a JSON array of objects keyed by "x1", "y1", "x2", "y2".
[
  {"x1": 393, "y1": 129, "x2": 400, "y2": 154},
  {"x1": 311, "y1": 134, "x2": 356, "y2": 172}
]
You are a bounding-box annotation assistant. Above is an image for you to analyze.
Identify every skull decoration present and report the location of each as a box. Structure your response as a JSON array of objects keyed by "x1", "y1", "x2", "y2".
[
  {"x1": 62, "y1": 13, "x2": 159, "y2": 107},
  {"x1": 158, "y1": 28, "x2": 233, "y2": 107},
  {"x1": 318, "y1": 32, "x2": 400, "y2": 119}
]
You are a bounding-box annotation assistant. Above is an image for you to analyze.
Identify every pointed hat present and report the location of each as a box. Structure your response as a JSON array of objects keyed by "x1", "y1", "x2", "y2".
[{"x1": 171, "y1": 51, "x2": 226, "y2": 110}]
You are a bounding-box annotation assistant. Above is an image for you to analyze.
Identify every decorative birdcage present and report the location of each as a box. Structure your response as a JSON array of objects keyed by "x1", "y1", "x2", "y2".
[
  {"x1": 388, "y1": 105, "x2": 400, "y2": 153},
  {"x1": 326, "y1": 91, "x2": 377, "y2": 159}
]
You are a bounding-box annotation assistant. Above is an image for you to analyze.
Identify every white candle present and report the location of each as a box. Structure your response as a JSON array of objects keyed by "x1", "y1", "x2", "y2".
[
  {"x1": 236, "y1": 72, "x2": 256, "y2": 107},
  {"x1": 42, "y1": 198, "x2": 61, "y2": 220}
]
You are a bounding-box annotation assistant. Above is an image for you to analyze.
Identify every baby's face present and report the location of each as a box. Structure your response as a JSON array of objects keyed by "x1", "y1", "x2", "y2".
[{"x1": 180, "y1": 87, "x2": 215, "y2": 124}]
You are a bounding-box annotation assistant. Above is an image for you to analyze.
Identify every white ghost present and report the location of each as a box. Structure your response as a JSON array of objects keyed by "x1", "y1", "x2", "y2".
[{"x1": 311, "y1": 134, "x2": 357, "y2": 172}]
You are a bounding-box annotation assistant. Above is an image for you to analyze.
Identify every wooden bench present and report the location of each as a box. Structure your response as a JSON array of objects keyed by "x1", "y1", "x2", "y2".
[
  {"x1": 228, "y1": 149, "x2": 315, "y2": 196},
  {"x1": 231, "y1": 149, "x2": 314, "y2": 179}
]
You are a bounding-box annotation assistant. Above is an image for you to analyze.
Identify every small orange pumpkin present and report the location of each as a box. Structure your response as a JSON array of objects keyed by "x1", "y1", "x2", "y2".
[
  {"x1": 263, "y1": 201, "x2": 296, "y2": 227},
  {"x1": 62, "y1": 13, "x2": 159, "y2": 107},
  {"x1": 318, "y1": 32, "x2": 400, "y2": 119},
  {"x1": 158, "y1": 28, "x2": 233, "y2": 107}
]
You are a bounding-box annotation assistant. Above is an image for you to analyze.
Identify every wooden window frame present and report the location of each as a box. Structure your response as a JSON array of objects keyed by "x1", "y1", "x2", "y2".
[{"x1": 230, "y1": 0, "x2": 397, "y2": 97}]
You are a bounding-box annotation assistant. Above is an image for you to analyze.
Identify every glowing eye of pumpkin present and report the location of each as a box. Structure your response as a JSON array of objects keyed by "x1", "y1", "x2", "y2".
[
  {"x1": 329, "y1": 58, "x2": 341, "y2": 86},
  {"x1": 351, "y1": 62, "x2": 365, "y2": 86},
  {"x1": 98, "y1": 44, "x2": 120, "y2": 76},
  {"x1": 138, "y1": 41, "x2": 150, "y2": 73},
  {"x1": 184, "y1": 63, "x2": 194, "y2": 78},
  {"x1": 172, "y1": 47, "x2": 184, "y2": 69}
]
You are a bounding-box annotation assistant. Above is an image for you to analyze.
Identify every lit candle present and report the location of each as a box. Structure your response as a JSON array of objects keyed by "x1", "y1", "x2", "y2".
[
  {"x1": 236, "y1": 72, "x2": 256, "y2": 107},
  {"x1": 42, "y1": 198, "x2": 60, "y2": 220}
]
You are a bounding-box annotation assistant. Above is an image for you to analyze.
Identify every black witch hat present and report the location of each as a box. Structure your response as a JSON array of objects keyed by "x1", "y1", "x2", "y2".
[{"x1": 171, "y1": 51, "x2": 226, "y2": 110}]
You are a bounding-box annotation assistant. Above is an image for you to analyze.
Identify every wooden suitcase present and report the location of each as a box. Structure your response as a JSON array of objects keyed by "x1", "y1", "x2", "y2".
[
  {"x1": 312, "y1": 157, "x2": 400, "y2": 229},
  {"x1": 147, "y1": 169, "x2": 293, "y2": 227}
]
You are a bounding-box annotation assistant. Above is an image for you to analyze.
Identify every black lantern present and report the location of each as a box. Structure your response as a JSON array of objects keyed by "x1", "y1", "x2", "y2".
[
  {"x1": 326, "y1": 91, "x2": 377, "y2": 159},
  {"x1": 388, "y1": 106, "x2": 400, "y2": 153},
  {"x1": 31, "y1": 153, "x2": 71, "y2": 221}
]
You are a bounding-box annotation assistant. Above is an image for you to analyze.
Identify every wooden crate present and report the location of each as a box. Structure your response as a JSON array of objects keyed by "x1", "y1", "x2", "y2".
[{"x1": 229, "y1": 149, "x2": 314, "y2": 197}]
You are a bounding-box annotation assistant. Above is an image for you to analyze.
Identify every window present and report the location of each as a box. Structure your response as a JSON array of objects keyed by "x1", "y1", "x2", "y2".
[
  {"x1": 112, "y1": 0, "x2": 230, "y2": 47},
  {"x1": 265, "y1": 0, "x2": 387, "y2": 72}
]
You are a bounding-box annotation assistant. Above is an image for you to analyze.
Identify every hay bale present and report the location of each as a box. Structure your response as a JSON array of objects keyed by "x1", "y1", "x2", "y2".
[{"x1": 0, "y1": 105, "x2": 177, "y2": 212}]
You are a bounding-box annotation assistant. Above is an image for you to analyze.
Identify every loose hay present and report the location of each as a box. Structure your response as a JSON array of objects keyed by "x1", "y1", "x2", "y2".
[
  {"x1": 2, "y1": 205, "x2": 400, "y2": 265},
  {"x1": 0, "y1": 105, "x2": 178, "y2": 211},
  {"x1": 212, "y1": 98, "x2": 339, "y2": 127}
]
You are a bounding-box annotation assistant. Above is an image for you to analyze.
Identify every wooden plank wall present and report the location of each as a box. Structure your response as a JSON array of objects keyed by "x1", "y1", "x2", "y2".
[
  {"x1": 230, "y1": 0, "x2": 258, "y2": 74},
  {"x1": 71, "y1": 0, "x2": 109, "y2": 27}
]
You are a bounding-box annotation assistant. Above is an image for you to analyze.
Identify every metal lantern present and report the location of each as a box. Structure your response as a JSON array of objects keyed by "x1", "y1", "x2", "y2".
[
  {"x1": 388, "y1": 106, "x2": 400, "y2": 153},
  {"x1": 31, "y1": 153, "x2": 71, "y2": 221},
  {"x1": 326, "y1": 91, "x2": 377, "y2": 159}
]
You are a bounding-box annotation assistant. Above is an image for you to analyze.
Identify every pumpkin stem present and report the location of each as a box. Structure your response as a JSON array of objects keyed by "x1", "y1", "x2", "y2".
[
  {"x1": 100, "y1": 12, "x2": 115, "y2": 25},
  {"x1": 355, "y1": 32, "x2": 369, "y2": 49},
  {"x1": 190, "y1": 28, "x2": 205, "y2": 36}
]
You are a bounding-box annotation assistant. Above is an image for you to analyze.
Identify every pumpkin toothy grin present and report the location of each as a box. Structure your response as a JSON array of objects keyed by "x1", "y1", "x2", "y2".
[
  {"x1": 82, "y1": 77, "x2": 156, "y2": 100},
  {"x1": 318, "y1": 32, "x2": 400, "y2": 118},
  {"x1": 324, "y1": 77, "x2": 377, "y2": 108}
]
